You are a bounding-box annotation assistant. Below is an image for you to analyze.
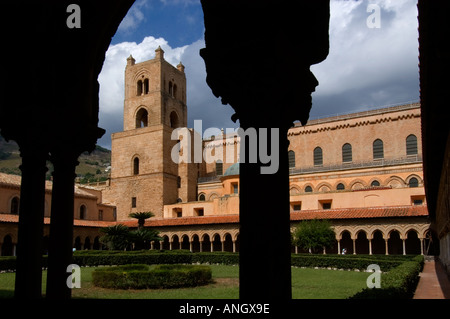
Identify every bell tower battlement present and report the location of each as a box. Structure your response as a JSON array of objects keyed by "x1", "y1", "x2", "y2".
[{"x1": 123, "y1": 46, "x2": 187, "y2": 131}]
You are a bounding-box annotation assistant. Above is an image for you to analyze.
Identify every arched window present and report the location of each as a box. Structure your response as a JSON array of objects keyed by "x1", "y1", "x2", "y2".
[
  {"x1": 170, "y1": 111, "x2": 179, "y2": 128},
  {"x1": 371, "y1": 180, "x2": 380, "y2": 187},
  {"x1": 143, "y1": 78, "x2": 149, "y2": 94},
  {"x1": 173, "y1": 84, "x2": 178, "y2": 99},
  {"x1": 373, "y1": 139, "x2": 384, "y2": 159},
  {"x1": 337, "y1": 183, "x2": 345, "y2": 190},
  {"x1": 168, "y1": 81, "x2": 173, "y2": 96},
  {"x1": 199, "y1": 194, "x2": 206, "y2": 201},
  {"x1": 135, "y1": 108, "x2": 148, "y2": 128},
  {"x1": 10, "y1": 196, "x2": 19, "y2": 214},
  {"x1": 313, "y1": 147, "x2": 323, "y2": 166},
  {"x1": 408, "y1": 177, "x2": 419, "y2": 188},
  {"x1": 342, "y1": 143, "x2": 352, "y2": 163},
  {"x1": 216, "y1": 161, "x2": 223, "y2": 176},
  {"x1": 288, "y1": 150, "x2": 295, "y2": 168},
  {"x1": 137, "y1": 80, "x2": 143, "y2": 96},
  {"x1": 79, "y1": 205, "x2": 86, "y2": 220},
  {"x1": 406, "y1": 134, "x2": 418, "y2": 156},
  {"x1": 305, "y1": 186, "x2": 313, "y2": 193},
  {"x1": 133, "y1": 157, "x2": 139, "y2": 175}
]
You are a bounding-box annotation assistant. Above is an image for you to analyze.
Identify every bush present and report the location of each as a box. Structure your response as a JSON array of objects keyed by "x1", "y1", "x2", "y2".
[
  {"x1": 92, "y1": 264, "x2": 212, "y2": 289},
  {"x1": 350, "y1": 255, "x2": 424, "y2": 299}
]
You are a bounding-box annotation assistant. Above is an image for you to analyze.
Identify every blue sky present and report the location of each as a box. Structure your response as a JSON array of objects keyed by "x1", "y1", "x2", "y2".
[{"x1": 97, "y1": 0, "x2": 420, "y2": 149}]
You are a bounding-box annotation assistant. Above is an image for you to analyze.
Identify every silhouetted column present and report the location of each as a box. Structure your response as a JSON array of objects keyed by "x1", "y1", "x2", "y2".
[
  {"x1": 46, "y1": 152, "x2": 79, "y2": 300},
  {"x1": 14, "y1": 150, "x2": 48, "y2": 299},
  {"x1": 200, "y1": 0, "x2": 330, "y2": 301}
]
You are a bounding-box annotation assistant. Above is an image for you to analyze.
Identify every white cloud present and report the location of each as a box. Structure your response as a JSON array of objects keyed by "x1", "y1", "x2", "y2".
[
  {"x1": 117, "y1": 0, "x2": 149, "y2": 33},
  {"x1": 311, "y1": 0, "x2": 419, "y2": 114}
]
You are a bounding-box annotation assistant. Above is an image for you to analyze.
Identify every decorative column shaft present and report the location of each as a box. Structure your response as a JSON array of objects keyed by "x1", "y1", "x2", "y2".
[
  {"x1": 14, "y1": 150, "x2": 48, "y2": 299},
  {"x1": 46, "y1": 152, "x2": 79, "y2": 300}
]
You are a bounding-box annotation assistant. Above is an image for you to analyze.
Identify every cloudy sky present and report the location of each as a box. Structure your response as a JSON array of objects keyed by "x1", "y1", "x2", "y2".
[{"x1": 97, "y1": 0, "x2": 419, "y2": 149}]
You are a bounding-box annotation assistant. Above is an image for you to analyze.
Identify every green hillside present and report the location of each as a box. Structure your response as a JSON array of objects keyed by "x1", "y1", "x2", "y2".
[{"x1": 0, "y1": 135, "x2": 111, "y2": 184}]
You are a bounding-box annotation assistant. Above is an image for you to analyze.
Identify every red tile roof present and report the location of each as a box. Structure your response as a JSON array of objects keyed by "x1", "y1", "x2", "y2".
[{"x1": 0, "y1": 205, "x2": 428, "y2": 228}]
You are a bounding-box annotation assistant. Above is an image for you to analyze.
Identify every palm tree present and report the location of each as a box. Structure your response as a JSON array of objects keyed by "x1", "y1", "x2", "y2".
[
  {"x1": 129, "y1": 228, "x2": 162, "y2": 250},
  {"x1": 129, "y1": 211, "x2": 155, "y2": 230},
  {"x1": 99, "y1": 224, "x2": 131, "y2": 250}
]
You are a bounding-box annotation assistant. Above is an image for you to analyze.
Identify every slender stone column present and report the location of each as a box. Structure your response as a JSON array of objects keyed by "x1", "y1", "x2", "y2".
[
  {"x1": 14, "y1": 150, "x2": 48, "y2": 299},
  {"x1": 369, "y1": 239, "x2": 373, "y2": 255},
  {"x1": 385, "y1": 239, "x2": 389, "y2": 255},
  {"x1": 46, "y1": 152, "x2": 79, "y2": 300}
]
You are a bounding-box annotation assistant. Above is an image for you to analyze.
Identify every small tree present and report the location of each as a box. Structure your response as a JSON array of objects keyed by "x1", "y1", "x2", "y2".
[
  {"x1": 129, "y1": 211, "x2": 155, "y2": 230},
  {"x1": 129, "y1": 228, "x2": 162, "y2": 250},
  {"x1": 293, "y1": 219, "x2": 336, "y2": 254},
  {"x1": 99, "y1": 224, "x2": 131, "y2": 250}
]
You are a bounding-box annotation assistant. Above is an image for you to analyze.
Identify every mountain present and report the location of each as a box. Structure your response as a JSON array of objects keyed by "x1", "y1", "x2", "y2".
[{"x1": 0, "y1": 135, "x2": 111, "y2": 184}]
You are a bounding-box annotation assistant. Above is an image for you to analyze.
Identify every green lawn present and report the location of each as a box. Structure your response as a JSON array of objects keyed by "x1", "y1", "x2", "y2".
[{"x1": 0, "y1": 265, "x2": 369, "y2": 299}]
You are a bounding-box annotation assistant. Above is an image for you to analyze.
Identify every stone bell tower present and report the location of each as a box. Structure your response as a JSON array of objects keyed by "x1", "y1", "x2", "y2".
[{"x1": 104, "y1": 47, "x2": 196, "y2": 221}]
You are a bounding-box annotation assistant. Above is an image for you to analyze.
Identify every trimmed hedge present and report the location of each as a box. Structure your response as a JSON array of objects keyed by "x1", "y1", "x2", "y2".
[
  {"x1": 92, "y1": 264, "x2": 212, "y2": 289},
  {"x1": 350, "y1": 255, "x2": 424, "y2": 299}
]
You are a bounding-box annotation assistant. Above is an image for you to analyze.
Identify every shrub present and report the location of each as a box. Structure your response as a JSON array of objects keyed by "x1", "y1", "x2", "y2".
[
  {"x1": 350, "y1": 255, "x2": 424, "y2": 299},
  {"x1": 92, "y1": 264, "x2": 212, "y2": 289}
]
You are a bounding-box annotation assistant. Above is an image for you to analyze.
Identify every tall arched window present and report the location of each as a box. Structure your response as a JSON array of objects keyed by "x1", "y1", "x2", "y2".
[
  {"x1": 288, "y1": 150, "x2": 295, "y2": 168},
  {"x1": 79, "y1": 205, "x2": 86, "y2": 220},
  {"x1": 313, "y1": 147, "x2": 323, "y2": 166},
  {"x1": 137, "y1": 80, "x2": 143, "y2": 96},
  {"x1": 135, "y1": 108, "x2": 148, "y2": 128},
  {"x1": 373, "y1": 139, "x2": 384, "y2": 159},
  {"x1": 170, "y1": 111, "x2": 179, "y2": 128},
  {"x1": 406, "y1": 134, "x2": 418, "y2": 156},
  {"x1": 168, "y1": 81, "x2": 173, "y2": 96},
  {"x1": 143, "y1": 78, "x2": 149, "y2": 94},
  {"x1": 216, "y1": 160, "x2": 223, "y2": 176},
  {"x1": 342, "y1": 143, "x2": 352, "y2": 163},
  {"x1": 173, "y1": 84, "x2": 178, "y2": 99},
  {"x1": 10, "y1": 196, "x2": 19, "y2": 214},
  {"x1": 133, "y1": 157, "x2": 139, "y2": 175}
]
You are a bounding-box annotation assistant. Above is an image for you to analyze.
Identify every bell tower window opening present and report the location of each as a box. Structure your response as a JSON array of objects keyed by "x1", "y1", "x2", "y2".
[
  {"x1": 137, "y1": 80, "x2": 143, "y2": 96},
  {"x1": 169, "y1": 81, "x2": 173, "y2": 96},
  {"x1": 133, "y1": 157, "x2": 140, "y2": 175},
  {"x1": 143, "y1": 78, "x2": 149, "y2": 94},
  {"x1": 136, "y1": 108, "x2": 148, "y2": 128},
  {"x1": 170, "y1": 111, "x2": 179, "y2": 128}
]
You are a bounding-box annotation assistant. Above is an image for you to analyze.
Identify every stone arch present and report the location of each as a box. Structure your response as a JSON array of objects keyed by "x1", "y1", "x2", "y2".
[
  {"x1": 171, "y1": 234, "x2": 180, "y2": 250},
  {"x1": 223, "y1": 233, "x2": 233, "y2": 252},
  {"x1": 191, "y1": 234, "x2": 201, "y2": 252},
  {"x1": 289, "y1": 185, "x2": 301, "y2": 195},
  {"x1": 181, "y1": 234, "x2": 190, "y2": 250},
  {"x1": 208, "y1": 192, "x2": 220, "y2": 201},
  {"x1": 303, "y1": 183, "x2": 314, "y2": 193},
  {"x1": 201, "y1": 233, "x2": 211, "y2": 252},
  {"x1": 355, "y1": 229, "x2": 369, "y2": 254},
  {"x1": 405, "y1": 229, "x2": 422, "y2": 255},
  {"x1": 169, "y1": 110, "x2": 180, "y2": 128},
  {"x1": 350, "y1": 180, "x2": 366, "y2": 190},
  {"x1": 387, "y1": 176, "x2": 406, "y2": 188},
  {"x1": 317, "y1": 182, "x2": 332, "y2": 193},
  {"x1": 388, "y1": 230, "x2": 403, "y2": 255},
  {"x1": 135, "y1": 107, "x2": 149, "y2": 128},
  {"x1": 371, "y1": 229, "x2": 386, "y2": 255},
  {"x1": 212, "y1": 233, "x2": 222, "y2": 252},
  {"x1": 161, "y1": 235, "x2": 170, "y2": 250},
  {"x1": 340, "y1": 230, "x2": 353, "y2": 254},
  {"x1": 335, "y1": 181, "x2": 347, "y2": 191}
]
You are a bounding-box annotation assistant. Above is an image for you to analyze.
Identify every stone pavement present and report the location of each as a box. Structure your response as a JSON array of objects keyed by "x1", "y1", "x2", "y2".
[{"x1": 413, "y1": 259, "x2": 450, "y2": 299}]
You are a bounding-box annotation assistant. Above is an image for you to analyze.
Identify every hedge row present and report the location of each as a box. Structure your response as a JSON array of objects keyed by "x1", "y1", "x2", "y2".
[
  {"x1": 291, "y1": 255, "x2": 402, "y2": 272},
  {"x1": 350, "y1": 255, "x2": 424, "y2": 299},
  {"x1": 92, "y1": 264, "x2": 212, "y2": 289},
  {"x1": 0, "y1": 251, "x2": 420, "y2": 272}
]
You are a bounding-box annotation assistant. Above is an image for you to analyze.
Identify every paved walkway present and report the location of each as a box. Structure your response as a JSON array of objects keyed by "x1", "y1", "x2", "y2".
[{"x1": 413, "y1": 259, "x2": 450, "y2": 299}]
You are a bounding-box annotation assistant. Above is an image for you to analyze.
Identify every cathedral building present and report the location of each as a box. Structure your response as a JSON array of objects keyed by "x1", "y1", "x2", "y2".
[{"x1": 0, "y1": 50, "x2": 432, "y2": 256}]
